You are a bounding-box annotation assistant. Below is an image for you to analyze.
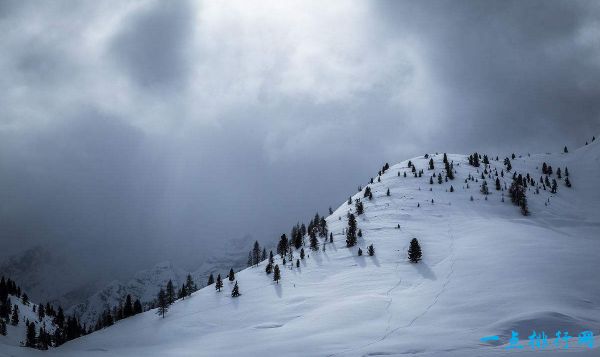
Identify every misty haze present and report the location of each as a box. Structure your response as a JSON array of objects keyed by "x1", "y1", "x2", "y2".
[{"x1": 1, "y1": 1, "x2": 599, "y2": 356}]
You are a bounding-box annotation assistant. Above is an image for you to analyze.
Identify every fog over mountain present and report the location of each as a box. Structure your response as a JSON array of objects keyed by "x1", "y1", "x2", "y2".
[{"x1": 1, "y1": 0, "x2": 599, "y2": 289}]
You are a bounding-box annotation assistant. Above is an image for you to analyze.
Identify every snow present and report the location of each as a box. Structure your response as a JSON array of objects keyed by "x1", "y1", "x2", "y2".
[
  {"x1": 2, "y1": 140, "x2": 600, "y2": 356},
  {"x1": 0, "y1": 295, "x2": 56, "y2": 348}
]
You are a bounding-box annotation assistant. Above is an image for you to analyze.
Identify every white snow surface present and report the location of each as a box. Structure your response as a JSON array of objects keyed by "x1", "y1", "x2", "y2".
[{"x1": 2, "y1": 141, "x2": 600, "y2": 356}]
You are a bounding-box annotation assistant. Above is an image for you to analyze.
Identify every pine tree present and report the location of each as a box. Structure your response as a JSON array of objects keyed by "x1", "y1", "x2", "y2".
[
  {"x1": 429, "y1": 158, "x2": 434, "y2": 170},
  {"x1": 408, "y1": 238, "x2": 422, "y2": 263},
  {"x1": 11, "y1": 305, "x2": 19, "y2": 326},
  {"x1": 0, "y1": 319, "x2": 6, "y2": 336},
  {"x1": 357, "y1": 229, "x2": 362, "y2": 237},
  {"x1": 156, "y1": 288, "x2": 168, "y2": 318},
  {"x1": 123, "y1": 294, "x2": 133, "y2": 318},
  {"x1": 565, "y1": 167, "x2": 569, "y2": 177},
  {"x1": 450, "y1": 185, "x2": 454, "y2": 192},
  {"x1": 166, "y1": 280, "x2": 175, "y2": 304},
  {"x1": 386, "y1": 188, "x2": 390, "y2": 196},
  {"x1": 551, "y1": 179, "x2": 558, "y2": 193},
  {"x1": 252, "y1": 241, "x2": 261, "y2": 266},
  {"x1": 273, "y1": 265, "x2": 281, "y2": 284},
  {"x1": 329, "y1": 232, "x2": 333, "y2": 243},
  {"x1": 480, "y1": 180, "x2": 489, "y2": 195},
  {"x1": 367, "y1": 244, "x2": 375, "y2": 256},
  {"x1": 565, "y1": 177, "x2": 572, "y2": 187},
  {"x1": 26, "y1": 321, "x2": 36, "y2": 347},
  {"x1": 185, "y1": 274, "x2": 196, "y2": 295},
  {"x1": 564, "y1": 146, "x2": 568, "y2": 153},
  {"x1": 133, "y1": 299, "x2": 143, "y2": 315},
  {"x1": 430, "y1": 176, "x2": 434, "y2": 185},
  {"x1": 247, "y1": 251, "x2": 253, "y2": 267},
  {"x1": 357, "y1": 248, "x2": 363, "y2": 256},
  {"x1": 346, "y1": 213, "x2": 357, "y2": 247},
  {"x1": 228, "y1": 268, "x2": 235, "y2": 282},
  {"x1": 495, "y1": 177, "x2": 501, "y2": 190},
  {"x1": 277, "y1": 234, "x2": 288, "y2": 257},
  {"x1": 231, "y1": 282, "x2": 240, "y2": 297},
  {"x1": 207, "y1": 273, "x2": 214, "y2": 286},
  {"x1": 215, "y1": 274, "x2": 223, "y2": 292},
  {"x1": 438, "y1": 174, "x2": 443, "y2": 184},
  {"x1": 355, "y1": 200, "x2": 364, "y2": 215},
  {"x1": 265, "y1": 262, "x2": 272, "y2": 274},
  {"x1": 300, "y1": 248, "x2": 305, "y2": 259},
  {"x1": 37, "y1": 303, "x2": 45, "y2": 322},
  {"x1": 309, "y1": 229, "x2": 319, "y2": 251},
  {"x1": 296, "y1": 259, "x2": 300, "y2": 268}
]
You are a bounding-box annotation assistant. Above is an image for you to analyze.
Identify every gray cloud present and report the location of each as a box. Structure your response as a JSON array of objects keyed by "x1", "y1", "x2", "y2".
[
  {"x1": 110, "y1": 0, "x2": 195, "y2": 90},
  {"x1": 0, "y1": 1, "x2": 599, "y2": 284}
]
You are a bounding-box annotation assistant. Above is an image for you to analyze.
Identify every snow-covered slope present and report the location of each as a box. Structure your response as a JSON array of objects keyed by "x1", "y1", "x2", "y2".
[
  {"x1": 0, "y1": 295, "x2": 57, "y2": 348},
  {"x1": 3, "y1": 141, "x2": 600, "y2": 356}
]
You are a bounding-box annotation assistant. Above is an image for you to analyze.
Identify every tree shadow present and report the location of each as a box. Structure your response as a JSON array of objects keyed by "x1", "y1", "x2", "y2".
[
  {"x1": 313, "y1": 250, "x2": 323, "y2": 266},
  {"x1": 274, "y1": 282, "x2": 282, "y2": 298},
  {"x1": 352, "y1": 251, "x2": 367, "y2": 268},
  {"x1": 412, "y1": 261, "x2": 437, "y2": 280},
  {"x1": 370, "y1": 254, "x2": 380, "y2": 267}
]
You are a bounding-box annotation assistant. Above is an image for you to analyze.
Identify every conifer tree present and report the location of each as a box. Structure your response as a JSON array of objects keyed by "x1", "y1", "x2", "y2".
[
  {"x1": 430, "y1": 176, "x2": 433, "y2": 184},
  {"x1": 0, "y1": 319, "x2": 6, "y2": 336},
  {"x1": 231, "y1": 282, "x2": 240, "y2": 297},
  {"x1": 215, "y1": 274, "x2": 223, "y2": 292},
  {"x1": 450, "y1": 185, "x2": 454, "y2": 192},
  {"x1": 564, "y1": 146, "x2": 568, "y2": 153},
  {"x1": 228, "y1": 268, "x2": 235, "y2": 282},
  {"x1": 309, "y1": 230, "x2": 319, "y2": 251},
  {"x1": 277, "y1": 234, "x2": 288, "y2": 257},
  {"x1": 565, "y1": 167, "x2": 569, "y2": 177},
  {"x1": 156, "y1": 289, "x2": 168, "y2": 318},
  {"x1": 37, "y1": 304, "x2": 45, "y2": 322},
  {"x1": 26, "y1": 321, "x2": 36, "y2": 347},
  {"x1": 367, "y1": 244, "x2": 375, "y2": 256},
  {"x1": 429, "y1": 158, "x2": 434, "y2": 170},
  {"x1": 357, "y1": 248, "x2": 363, "y2": 256},
  {"x1": 495, "y1": 177, "x2": 501, "y2": 190},
  {"x1": 265, "y1": 262, "x2": 272, "y2": 274},
  {"x1": 480, "y1": 180, "x2": 489, "y2": 195},
  {"x1": 252, "y1": 241, "x2": 261, "y2": 266},
  {"x1": 185, "y1": 274, "x2": 196, "y2": 295},
  {"x1": 355, "y1": 200, "x2": 364, "y2": 215},
  {"x1": 329, "y1": 232, "x2": 333, "y2": 243},
  {"x1": 438, "y1": 174, "x2": 443, "y2": 184},
  {"x1": 300, "y1": 248, "x2": 305, "y2": 259},
  {"x1": 207, "y1": 273, "x2": 214, "y2": 286},
  {"x1": 166, "y1": 280, "x2": 175, "y2": 304},
  {"x1": 565, "y1": 177, "x2": 572, "y2": 187},
  {"x1": 551, "y1": 179, "x2": 558, "y2": 193},
  {"x1": 386, "y1": 188, "x2": 390, "y2": 196},
  {"x1": 346, "y1": 213, "x2": 357, "y2": 247},
  {"x1": 11, "y1": 305, "x2": 19, "y2": 326},
  {"x1": 408, "y1": 238, "x2": 422, "y2": 263},
  {"x1": 123, "y1": 294, "x2": 133, "y2": 318},
  {"x1": 133, "y1": 299, "x2": 143, "y2": 315},
  {"x1": 296, "y1": 259, "x2": 300, "y2": 268},
  {"x1": 273, "y1": 265, "x2": 281, "y2": 284}
]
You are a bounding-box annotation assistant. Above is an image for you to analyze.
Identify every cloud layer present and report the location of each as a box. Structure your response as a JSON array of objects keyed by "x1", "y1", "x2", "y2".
[{"x1": 1, "y1": 0, "x2": 599, "y2": 278}]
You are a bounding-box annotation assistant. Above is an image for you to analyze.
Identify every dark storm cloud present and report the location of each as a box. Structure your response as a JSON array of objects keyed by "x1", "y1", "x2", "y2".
[
  {"x1": 110, "y1": 0, "x2": 195, "y2": 89},
  {"x1": 373, "y1": 0, "x2": 600, "y2": 152},
  {"x1": 1, "y1": 1, "x2": 599, "y2": 285}
]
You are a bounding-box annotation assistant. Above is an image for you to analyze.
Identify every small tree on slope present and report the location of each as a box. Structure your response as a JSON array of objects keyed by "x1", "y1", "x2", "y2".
[
  {"x1": 273, "y1": 265, "x2": 281, "y2": 284},
  {"x1": 408, "y1": 238, "x2": 422, "y2": 263},
  {"x1": 156, "y1": 288, "x2": 168, "y2": 318},
  {"x1": 231, "y1": 282, "x2": 240, "y2": 297}
]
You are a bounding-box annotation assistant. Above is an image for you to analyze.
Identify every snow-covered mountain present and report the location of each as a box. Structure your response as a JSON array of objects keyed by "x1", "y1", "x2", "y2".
[
  {"x1": 0, "y1": 247, "x2": 101, "y2": 309},
  {"x1": 67, "y1": 235, "x2": 250, "y2": 327},
  {"x1": 3, "y1": 140, "x2": 600, "y2": 356}
]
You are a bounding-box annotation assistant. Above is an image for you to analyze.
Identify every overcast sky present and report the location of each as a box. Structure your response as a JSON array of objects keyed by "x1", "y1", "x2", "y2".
[{"x1": 1, "y1": 0, "x2": 599, "y2": 278}]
